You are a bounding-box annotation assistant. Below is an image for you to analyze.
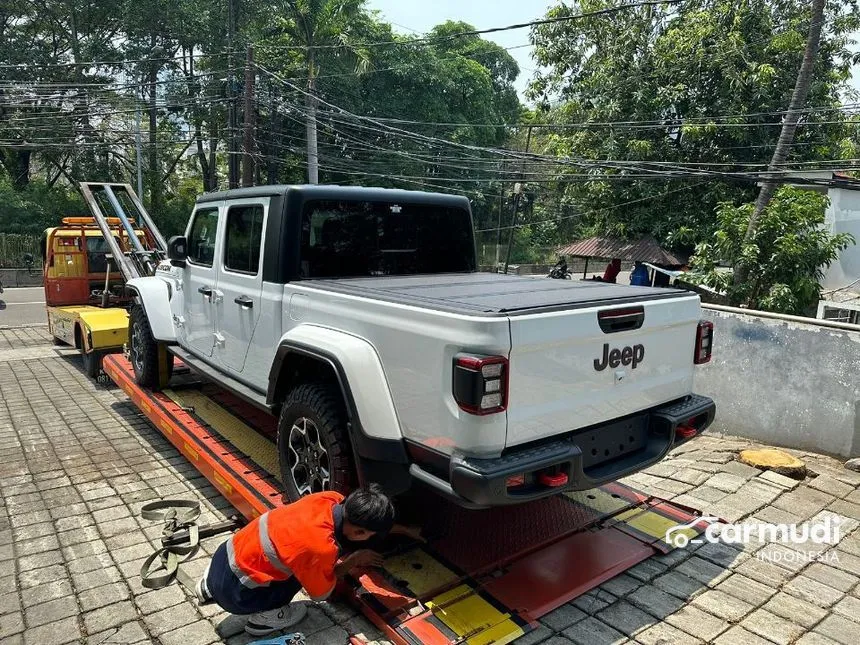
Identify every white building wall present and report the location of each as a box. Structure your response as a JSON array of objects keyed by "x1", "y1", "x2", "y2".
[{"x1": 822, "y1": 187, "x2": 860, "y2": 290}]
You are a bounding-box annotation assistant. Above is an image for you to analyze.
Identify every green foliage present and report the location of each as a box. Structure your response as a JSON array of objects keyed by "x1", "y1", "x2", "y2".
[
  {"x1": 527, "y1": 0, "x2": 860, "y2": 251},
  {"x1": 689, "y1": 187, "x2": 854, "y2": 314},
  {"x1": 0, "y1": 176, "x2": 86, "y2": 235},
  {"x1": 0, "y1": 1, "x2": 521, "y2": 240}
]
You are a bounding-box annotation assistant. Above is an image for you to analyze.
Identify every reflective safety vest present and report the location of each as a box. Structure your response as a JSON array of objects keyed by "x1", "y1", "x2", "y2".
[{"x1": 227, "y1": 491, "x2": 344, "y2": 600}]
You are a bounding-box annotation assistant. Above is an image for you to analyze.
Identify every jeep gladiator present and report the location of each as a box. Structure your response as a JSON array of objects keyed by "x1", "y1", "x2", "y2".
[{"x1": 126, "y1": 185, "x2": 716, "y2": 507}]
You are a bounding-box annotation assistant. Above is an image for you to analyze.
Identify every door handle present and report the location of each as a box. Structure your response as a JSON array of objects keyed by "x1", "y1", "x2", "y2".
[
  {"x1": 198, "y1": 285, "x2": 213, "y2": 297},
  {"x1": 234, "y1": 295, "x2": 254, "y2": 309}
]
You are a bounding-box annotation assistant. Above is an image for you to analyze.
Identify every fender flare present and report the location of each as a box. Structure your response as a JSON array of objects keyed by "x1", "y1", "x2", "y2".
[
  {"x1": 126, "y1": 277, "x2": 176, "y2": 343},
  {"x1": 268, "y1": 325, "x2": 408, "y2": 466}
]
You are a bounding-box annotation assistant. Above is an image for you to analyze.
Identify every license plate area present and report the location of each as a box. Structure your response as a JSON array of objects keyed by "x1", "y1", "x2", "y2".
[{"x1": 575, "y1": 414, "x2": 649, "y2": 470}]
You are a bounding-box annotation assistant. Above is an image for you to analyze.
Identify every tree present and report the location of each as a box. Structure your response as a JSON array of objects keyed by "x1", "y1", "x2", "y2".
[
  {"x1": 264, "y1": 0, "x2": 368, "y2": 184},
  {"x1": 0, "y1": 1, "x2": 124, "y2": 188},
  {"x1": 736, "y1": 0, "x2": 827, "y2": 287},
  {"x1": 528, "y1": 0, "x2": 860, "y2": 251},
  {"x1": 688, "y1": 186, "x2": 853, "y2": 315}
]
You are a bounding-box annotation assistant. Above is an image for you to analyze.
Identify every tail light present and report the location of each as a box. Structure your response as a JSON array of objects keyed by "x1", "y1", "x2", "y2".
[
  {"x1": 453, "y1": 354, "x2": 508, "y2": 415},
  {"x1": 694, "y1": 320, "x2": 714, "y2": 365}
]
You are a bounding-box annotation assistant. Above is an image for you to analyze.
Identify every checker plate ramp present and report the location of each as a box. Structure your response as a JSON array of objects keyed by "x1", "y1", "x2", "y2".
[{"x1": 103, "y1": 355, "x2": 712, "y2": 645}]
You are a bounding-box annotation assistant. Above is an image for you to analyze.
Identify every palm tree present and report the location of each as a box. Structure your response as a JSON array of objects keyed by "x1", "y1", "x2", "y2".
[
  {"x1": 736, "y1": 0, "x2": 827, "y2": 288},
  {"x1": 278, "y1": 0, "x2": 367, "y2": 184}
]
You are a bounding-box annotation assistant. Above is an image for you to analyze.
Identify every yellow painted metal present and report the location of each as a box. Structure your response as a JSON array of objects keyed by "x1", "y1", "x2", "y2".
[
  {"x1": 44, "y1": 226, "x2": 146, "y2": 280},
  {"x1": 47, "y1": 306, "x2": 128, "y2": 350},
  {"x1": 615, "y1": 507, "x2": 698, "y2": 545},
  {"x1": 567, "y1": 488, "x2": 633, "y2": 515},
  {"x1": 383, "y1": 549, "x2": 460, "y2": 598},
  {"x1": 163, "y1": 389, "x2": 281, "y2": 481},
  {"x1": 427, "y1": 585, "x2": 525, "y2": 645}
]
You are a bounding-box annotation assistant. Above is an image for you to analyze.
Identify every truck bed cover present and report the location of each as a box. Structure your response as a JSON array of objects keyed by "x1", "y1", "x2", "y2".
[{"x1": 301, "y1": 272, "x2": 687, "y2": 316}]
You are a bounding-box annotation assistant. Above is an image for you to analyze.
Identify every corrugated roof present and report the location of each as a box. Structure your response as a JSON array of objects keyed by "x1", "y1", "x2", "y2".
[{"x1": 557, "y1": 236, "x2": 685, "y2": 266}]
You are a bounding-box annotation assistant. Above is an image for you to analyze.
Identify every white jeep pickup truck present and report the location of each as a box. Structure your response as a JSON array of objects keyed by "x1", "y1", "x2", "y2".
[{"x1": 127, "y1": 185, "x2": 715, "y2": 507}]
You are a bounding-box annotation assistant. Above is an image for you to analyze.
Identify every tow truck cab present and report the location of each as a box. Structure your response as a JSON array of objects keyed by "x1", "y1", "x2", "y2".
[{"x1": 41, "y1": 217, "x2": 144, "y2": 375}]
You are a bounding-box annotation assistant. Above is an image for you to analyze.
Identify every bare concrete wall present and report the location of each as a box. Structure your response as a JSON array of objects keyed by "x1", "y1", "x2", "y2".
[
  {"x1": 697, "y1": 307, "x2": 860, "y2": 459},
  {"x1": 0, "y1": 269, "x2": 42, "y2": 287}
]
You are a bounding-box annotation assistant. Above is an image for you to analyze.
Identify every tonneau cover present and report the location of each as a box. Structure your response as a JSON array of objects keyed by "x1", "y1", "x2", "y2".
[{"x1": 301, "y1": 273, "x2": 686, "y2": 316}]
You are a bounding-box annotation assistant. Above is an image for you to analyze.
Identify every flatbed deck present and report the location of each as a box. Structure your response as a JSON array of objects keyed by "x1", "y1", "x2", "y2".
[{"x1": 103, "y1": 353, "x2": 712, "y2": 645}]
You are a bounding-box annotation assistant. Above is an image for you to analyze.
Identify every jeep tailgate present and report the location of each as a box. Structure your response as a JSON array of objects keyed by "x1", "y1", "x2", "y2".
[{"x1": 505, "y1": 294, "x2": 701, "y2": 448}]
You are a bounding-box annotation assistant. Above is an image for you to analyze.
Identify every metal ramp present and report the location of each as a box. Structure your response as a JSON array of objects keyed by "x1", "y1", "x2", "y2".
[
  {"x1": 78, "y1": 182, "x2": 168, "y2": 281},
  {"x1": 102, "y1": 353, "x2": 713, "y2": 645}
]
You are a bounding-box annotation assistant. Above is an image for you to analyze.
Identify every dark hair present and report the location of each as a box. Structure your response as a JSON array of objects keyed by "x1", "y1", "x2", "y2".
[{"x1": 343, "y1": 484, "x2": 395, "y2": 533}]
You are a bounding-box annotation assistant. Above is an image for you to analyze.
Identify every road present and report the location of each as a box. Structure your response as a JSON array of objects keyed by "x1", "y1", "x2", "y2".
[{"x1": 0, "y1": 286, "x2": 46, "y2": 327}]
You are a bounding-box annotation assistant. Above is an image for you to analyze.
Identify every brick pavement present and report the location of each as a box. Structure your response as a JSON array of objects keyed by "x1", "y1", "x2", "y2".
[{"x1": 1, "y1": 326, "x2": 859, "y2": 644}]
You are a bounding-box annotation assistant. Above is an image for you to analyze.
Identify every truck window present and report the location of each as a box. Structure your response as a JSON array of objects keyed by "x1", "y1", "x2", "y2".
[
  {"x1": 300, "y1": 200, "x2": 475, "y2": 278},
  {"x1": 86, "y1": 236, "x2": 111, "y2": 274},
  {"x1": 187, "y1": 208, "x2": 219, "y2": 266},
  {"x1": 224, "y1": 205, "x2": 264, "y2": 274}
]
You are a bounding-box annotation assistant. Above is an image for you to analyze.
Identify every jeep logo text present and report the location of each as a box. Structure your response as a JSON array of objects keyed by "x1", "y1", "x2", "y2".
[{"x1": 594, "y1": 343, "x2": 645, "y2": 371}]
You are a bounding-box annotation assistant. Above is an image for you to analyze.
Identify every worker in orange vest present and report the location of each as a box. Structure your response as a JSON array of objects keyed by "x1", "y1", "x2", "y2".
[{"x1": 195, "y1": 485, "x2": 422, "y2": 636}]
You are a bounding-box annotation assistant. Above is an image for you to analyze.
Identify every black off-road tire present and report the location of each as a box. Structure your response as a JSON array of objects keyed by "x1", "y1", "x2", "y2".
[
  {"x1": 81, "y1": 350, "x2": 101, "y2": 378},
  {"x1": 129, "y1": 304, "x2": 173, "y2": 388},
  {"x1": 277, "y1": 383, "x2": 356, "y2": 503}
]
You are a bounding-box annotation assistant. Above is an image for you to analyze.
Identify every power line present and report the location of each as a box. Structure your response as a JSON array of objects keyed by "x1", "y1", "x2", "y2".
[
  {"x1": 251, "y1": 82, "x2": 860, "y2": 186},
  {"x1": 255, "y1": 1, "x2": 683, "y2": 52},
  {"x1": 475, "y1": 182, "x2": 712, "y2": 233}
]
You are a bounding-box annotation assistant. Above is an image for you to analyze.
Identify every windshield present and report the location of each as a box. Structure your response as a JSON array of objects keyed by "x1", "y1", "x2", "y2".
[{"x1": 300, "y1": 200, "x2": 475, "y2": 278}]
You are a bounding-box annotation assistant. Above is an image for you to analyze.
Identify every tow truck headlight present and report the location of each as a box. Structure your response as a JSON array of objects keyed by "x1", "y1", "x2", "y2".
[{"x1": 453, "y1": 354, "x2": 508, "y2": 415}]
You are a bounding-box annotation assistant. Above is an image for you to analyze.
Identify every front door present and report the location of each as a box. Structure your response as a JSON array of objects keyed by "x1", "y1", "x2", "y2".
[
  {"x1": 214, "y1": 199, "x2": 267, "y2": 373},
  {"x1": 183, "y1": 204, "x2": 221, "y2": 358}
]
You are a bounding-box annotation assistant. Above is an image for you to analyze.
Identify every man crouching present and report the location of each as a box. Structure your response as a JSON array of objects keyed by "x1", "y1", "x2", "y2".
[{"x1": 196, "y1": 484, "x2": 421, "y2": 636}]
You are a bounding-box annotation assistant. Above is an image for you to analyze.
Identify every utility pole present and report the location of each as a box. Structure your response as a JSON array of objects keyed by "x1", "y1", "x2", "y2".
[
  {"x1": 503, "y1": 125, "x2": 533, "y2": 275},
  {"x1": 305, "y1": 48, "x2": 319, "y2": 184},
  {"x1": 495, "y1": 186, "x2": 504, "y2": 268},
  {"x1": 227, "y1": 0, "x2": 239, "y2": 189},
  {"x1": 148, "y1": 43, "x2": 162, "y2": 212},
  {"x1": 735, "y1": 0, "x2": 826, "y2": 290},
  {"x1": 242, "y1": 45, "x2": 255, "y2": 187},
  {"x1": 135, "y1": 73, "x2": 143, "y2": 199}
]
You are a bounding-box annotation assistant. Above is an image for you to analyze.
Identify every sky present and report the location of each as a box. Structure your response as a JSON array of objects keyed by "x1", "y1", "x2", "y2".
[
  {"x1": 367, "y1": 0, "x2": 552, "y2": 98},
  {"x1": 368, "y1": 0, "x2": 860, "y2": 101}
]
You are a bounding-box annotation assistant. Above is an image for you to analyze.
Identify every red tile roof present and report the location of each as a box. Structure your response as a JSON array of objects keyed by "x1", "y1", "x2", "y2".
[{"x1": 557, "y1": 236, "x2": 685, "y2": 266}]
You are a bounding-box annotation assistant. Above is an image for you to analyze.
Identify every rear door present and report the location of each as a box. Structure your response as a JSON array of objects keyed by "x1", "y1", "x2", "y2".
[
  {"x1": 182, "y1": 204, "x2": 222, "y2": 358},
  {"x1": 505, "y1": 294, "x2": 701, "y2": 447},
  {"x1": 213, "y1": 198, "x2": 267, "y2": 373}
]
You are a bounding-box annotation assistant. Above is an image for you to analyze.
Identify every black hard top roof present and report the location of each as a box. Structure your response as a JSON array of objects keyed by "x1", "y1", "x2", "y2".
[{"x1": 196, "y1": 184, "x2": 470, "y2": 208}]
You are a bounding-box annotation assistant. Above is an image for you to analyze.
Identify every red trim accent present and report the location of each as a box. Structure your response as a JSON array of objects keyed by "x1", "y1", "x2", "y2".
[
  {"x1": 506, "y1": 474, "x2": 525, "y2": 488},
  {"x1": 675, "y1": 425, "x2": 697, "y2": 439},
  {"x1": 538, "y1": 472, "x2": 569, "y2": 487},
  {"x1": 597, "y1": 306, "x2": 644, "y2": 319}
]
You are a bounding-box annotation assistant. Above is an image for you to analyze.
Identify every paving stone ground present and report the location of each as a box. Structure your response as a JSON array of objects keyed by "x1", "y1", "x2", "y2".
[{"x1": 1, "y1": 326, "x2": 859, "y2": 645}]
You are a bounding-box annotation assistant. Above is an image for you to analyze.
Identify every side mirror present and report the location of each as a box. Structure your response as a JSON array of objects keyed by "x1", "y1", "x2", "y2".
[{"x1": 168, "y1": 236, "x2": 188, "y2": 267}]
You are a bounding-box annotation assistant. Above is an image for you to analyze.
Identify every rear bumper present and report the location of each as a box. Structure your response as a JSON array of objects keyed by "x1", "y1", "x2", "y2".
[{"x1": 411, "y1": 394, "x2": 715, "y2": 508}]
